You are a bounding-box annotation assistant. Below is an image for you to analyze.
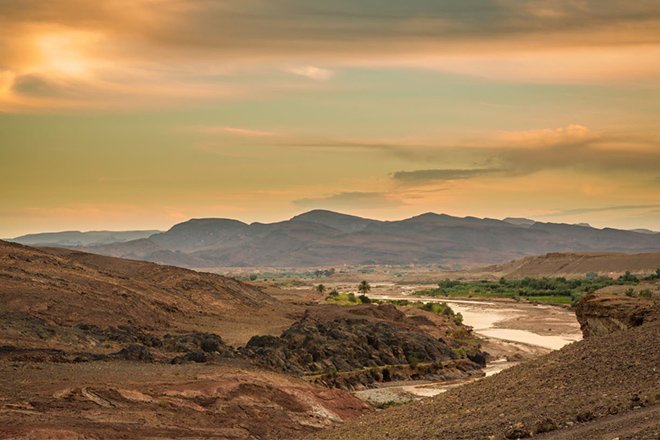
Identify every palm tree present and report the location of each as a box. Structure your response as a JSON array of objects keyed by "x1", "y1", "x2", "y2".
[
  {"x1": 316, "y1": 284, "x2": 326, "y2": 295},
  {"x1": 358, "y1": 280, "x2": 371, "y2": 294}
]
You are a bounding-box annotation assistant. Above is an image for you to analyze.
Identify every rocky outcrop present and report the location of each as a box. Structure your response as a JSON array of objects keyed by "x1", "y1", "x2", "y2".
[
  {"x1": 243, "y1": 303, "x2": 485, "y2": 387},
  {"x1": 246, "y1": 317, "x2": 459, "y2": 376},
  {"x1": 575, "y1": 292, "x2": 659, "y2": 338}
]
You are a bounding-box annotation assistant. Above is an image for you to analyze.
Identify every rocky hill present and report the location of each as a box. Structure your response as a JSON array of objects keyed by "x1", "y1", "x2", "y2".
[{"x1": 25, "y1": 210, "x2": 660, "y2": 269}]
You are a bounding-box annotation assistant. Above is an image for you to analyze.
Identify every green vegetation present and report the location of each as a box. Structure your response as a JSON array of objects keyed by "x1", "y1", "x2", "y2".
[
  {"x1": 316, "y1": 284, "x2": 326, "y2": 294},
  {"x1": 313, "y1": 268, "x2": 336, "y2": 278},
  {"x1": 416, "y1": 275, "x2": 641, "y2": 306},
  {"x1": 233, "y1": 268, "x2": 336, "y2": 281},
  {"x1": 326, "y1": 292, "x2": 359, "y2": 305},
  {"x1": 524, "y1": 296, "x2": 573, "y2": 305},
  {"x1": 358, "y1": 294, "x2": 372, "y2": 303},
  {"x1": 619, "y1": 271, "x2": 639, "y2": 283},
  {"x1": 643, "y1": 269, "x2": 660, "y2": 281},
  {"x1": 639, "y1": 289, "x2": 653, "y2": 298},
  {"x1": 323, "y1": 293, "x2": 465, "y2": 326}
]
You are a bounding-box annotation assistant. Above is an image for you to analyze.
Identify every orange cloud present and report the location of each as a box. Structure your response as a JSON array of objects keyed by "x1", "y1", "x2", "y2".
[{"x1": 1, "y1": 0, "x2": 659, "y2": 111}]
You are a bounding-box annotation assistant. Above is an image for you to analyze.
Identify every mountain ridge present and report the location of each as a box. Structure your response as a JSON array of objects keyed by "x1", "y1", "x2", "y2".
[{"x1": 10, "y1": 210, "x2": 660, "y2": 268}]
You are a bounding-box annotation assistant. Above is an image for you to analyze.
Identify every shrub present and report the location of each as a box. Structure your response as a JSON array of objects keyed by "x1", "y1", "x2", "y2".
[
  {"x1": 639, "y1": 289, "x2": 653, "y2": 298},
  {"x1": 453, "y1": 312, "x2": 464, "y2": 326},
  {"x1": 347, "y1": 293, "x2": 357, "y2": 303},
  {"x1": 358, "y1": 294, "x2": 371, "y2": 304},
  {"x1": 249, "y1": 274, "x2": 258, "y2": 281},
  {"x1": 619, "y1": 271, "x2": 639, "y2": 283},
  {"x1": 643, "y1": 269, "x2": 660, "y2": 281},
  {"x1": 624, "y1": 288, "x2": 635, "y2": 297},
  {"x1": 407, "y1": 355, "x2": 419, "y2": 369}
]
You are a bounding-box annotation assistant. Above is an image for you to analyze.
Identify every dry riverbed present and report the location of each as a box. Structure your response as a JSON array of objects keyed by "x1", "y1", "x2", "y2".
[{"x1": 353, "y1": 290, "x2": 582, "y2": 406}]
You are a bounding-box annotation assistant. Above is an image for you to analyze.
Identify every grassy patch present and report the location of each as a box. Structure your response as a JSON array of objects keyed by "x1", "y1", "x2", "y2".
[{"x1": 416, "y1": 276, "x2": 640, "y2": 306}]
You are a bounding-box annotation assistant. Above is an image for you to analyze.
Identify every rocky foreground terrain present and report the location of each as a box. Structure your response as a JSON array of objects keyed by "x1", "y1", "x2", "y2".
[
  {"x1": 2, "y1": 239, "x2": 658, "y2": 439},
  {"x1": 0, "y1": 240, "x2": 483, "y2": 439}
]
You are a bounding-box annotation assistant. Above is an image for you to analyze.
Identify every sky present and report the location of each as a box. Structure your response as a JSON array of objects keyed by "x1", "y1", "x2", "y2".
[{"x1": 1, "y1": 0, "x2": 660, "y2": 237}]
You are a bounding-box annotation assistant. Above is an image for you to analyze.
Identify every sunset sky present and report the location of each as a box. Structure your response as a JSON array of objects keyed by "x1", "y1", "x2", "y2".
[{"x1": 1, "y1": 0, "x2": 660, "y2": 237}]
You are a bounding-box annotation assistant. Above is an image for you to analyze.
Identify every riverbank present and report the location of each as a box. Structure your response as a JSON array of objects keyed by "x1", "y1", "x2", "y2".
[{"x1": 352, "y1": 292, "x2": 582, "y2": 406}]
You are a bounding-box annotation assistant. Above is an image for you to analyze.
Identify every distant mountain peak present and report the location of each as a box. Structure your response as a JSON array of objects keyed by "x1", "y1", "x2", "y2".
[
  {"x1": 290, "y1": 210, "x2": 377, "y2": 233},
  {"x1": 172, "y1": 218, "x2": 247, "y2": 227},
  {"x1": 292, "y1": 209, "x2": 371, "y2": 221},
  {"x1": 503, "y1": 217, "x2": 536, "y2": 227}
]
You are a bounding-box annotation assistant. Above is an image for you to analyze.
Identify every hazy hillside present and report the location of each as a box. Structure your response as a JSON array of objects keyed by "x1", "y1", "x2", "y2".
[
  {"x1": 61, "y1": 210, "x2": 660, "y2": 269},
  {"x1": 482, "y1": 252, "x2": 660, "y2": 278},
  {"x1": 10, "y1": 230, "x2": 161, "y2": 247}
]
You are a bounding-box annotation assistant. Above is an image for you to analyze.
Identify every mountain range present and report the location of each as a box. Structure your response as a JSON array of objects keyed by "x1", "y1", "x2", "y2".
[{"x1": 9, "y1": 210, "x2": 660, "y2": 268}]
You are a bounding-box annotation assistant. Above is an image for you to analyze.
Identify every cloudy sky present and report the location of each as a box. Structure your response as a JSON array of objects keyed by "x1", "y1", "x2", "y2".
[{"x1": 1, "y1": 0, "x2": 659, "y2": 236}]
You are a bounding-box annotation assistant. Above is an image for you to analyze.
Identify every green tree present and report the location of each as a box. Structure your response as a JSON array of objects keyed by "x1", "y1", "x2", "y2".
[
  {"x1": 316, "y1": 284, "x2": 326, "y2": 295},
  {"x1": 358, "y1": 280, "x2": 371, "y2": 294}
]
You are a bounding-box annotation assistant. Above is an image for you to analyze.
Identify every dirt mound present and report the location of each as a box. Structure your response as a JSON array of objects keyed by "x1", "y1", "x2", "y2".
[
  {"x1": 0, "y1": 240, "x2": 296, "y2": 347},
  {"x1": 483, "y1": 251, "x2": 660, "y2": 278},
  {"x1": 307, "y1": 308, "x2": 660, "y2": 439}
]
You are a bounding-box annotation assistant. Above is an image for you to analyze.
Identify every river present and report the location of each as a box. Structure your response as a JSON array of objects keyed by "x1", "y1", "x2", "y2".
[{"x1": 354, "y1": 292, "x2": 582, "y2": 403}]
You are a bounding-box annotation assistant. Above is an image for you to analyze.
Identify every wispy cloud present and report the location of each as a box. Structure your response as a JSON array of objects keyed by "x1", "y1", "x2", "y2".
[
  {"x1": 293, "y1": 192, "x2": 404, "y2": 209},
  {"x1": 193, "y1": 126, "x2": 278, "y2": 137},
  {"x1": 284, "y1": 66, "x2": 335, "y2": 81},
  {"x1": 261, "y1": 125, "x2": 660, "y2": 180},
  {"x1": 391, "y1": 168, "x2": 502, "y2": 184},
  {"x1": 539, "y1": 204, "x2": 660, "y2": 217}
]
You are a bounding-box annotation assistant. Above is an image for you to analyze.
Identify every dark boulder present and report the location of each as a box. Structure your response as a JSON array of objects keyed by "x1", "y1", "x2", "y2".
[{"x1": 111, "y1": 344, "x2": 153, "y2": 362}]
